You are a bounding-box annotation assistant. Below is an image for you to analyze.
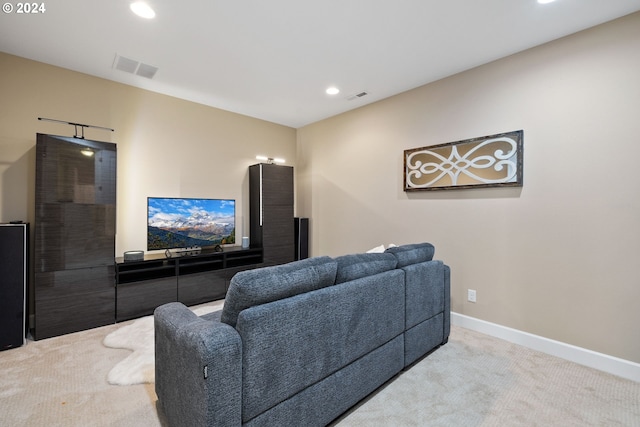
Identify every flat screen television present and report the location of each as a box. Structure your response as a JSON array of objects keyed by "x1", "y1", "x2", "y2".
[{"x1": 147, "y1": 197, "x2": 236, "y2": 251}]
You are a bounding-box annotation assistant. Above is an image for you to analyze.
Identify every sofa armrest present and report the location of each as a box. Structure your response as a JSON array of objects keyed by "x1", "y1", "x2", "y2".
[{"x1": 155, "y1": 302, "x2": 242, "y2": 427}]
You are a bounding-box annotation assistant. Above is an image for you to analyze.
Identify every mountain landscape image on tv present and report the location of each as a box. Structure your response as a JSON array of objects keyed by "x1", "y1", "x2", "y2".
[{"x1": 147, "y1": 197, "x2": 236, "y2": 250}]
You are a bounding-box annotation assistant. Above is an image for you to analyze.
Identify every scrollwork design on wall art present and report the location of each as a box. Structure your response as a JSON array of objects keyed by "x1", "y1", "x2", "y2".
[{"x1": 404, "y1": 130, "x2": 523, "y2": 191}]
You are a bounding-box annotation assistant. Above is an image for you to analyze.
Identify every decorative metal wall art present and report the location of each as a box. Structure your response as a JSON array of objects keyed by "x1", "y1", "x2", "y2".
[{"x1": 404, "y1": 130, "x2": 523, "y2": 191}]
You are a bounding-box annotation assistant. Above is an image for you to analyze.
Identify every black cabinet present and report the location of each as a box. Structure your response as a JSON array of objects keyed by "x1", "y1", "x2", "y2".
[
  {"x1": 0, "y1": 223, "x2": 28, "y2": 350},
  {"x1": 249, "y1": 163, "x2": 294, "y2": 266},
  {"x1": 33, "y1": 134, "x2": 117, "y2": 340},
  {"x1": 115, "y1": 247, "x2": 262, "y2": 321}
]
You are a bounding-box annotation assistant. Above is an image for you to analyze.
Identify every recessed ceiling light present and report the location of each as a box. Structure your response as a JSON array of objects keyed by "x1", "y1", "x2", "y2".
[
  {"x1": 537, "y1": 0, "x2": 556, "y2": 4},
  {"x1": 130, "y1": 2, "x2": 155, "y2": 19},
  {"x1": 326, "y1": 87, "x2": 340, "y2": 95}
]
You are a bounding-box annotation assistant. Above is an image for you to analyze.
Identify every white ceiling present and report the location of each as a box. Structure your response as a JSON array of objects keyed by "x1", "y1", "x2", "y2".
[{"x1": 2, "y1": 0, "x2": 640, "y2": 128}]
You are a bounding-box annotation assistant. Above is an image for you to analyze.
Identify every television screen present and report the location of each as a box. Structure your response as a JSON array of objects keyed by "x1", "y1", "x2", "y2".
[{"x1": 147, "y1": 197, "x2": 236, "y2": 251}]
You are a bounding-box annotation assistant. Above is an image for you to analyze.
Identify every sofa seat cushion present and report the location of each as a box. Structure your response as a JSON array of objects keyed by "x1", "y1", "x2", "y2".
[
  {"x1": 221, "y1": 256, "x2": 337, "y2": 327},
  {"x1": 334, "y1": 252, "x2": 397, "y2": 284},
  {"x1": 385, "y1": 242, "x2": 435, "y2": 267}
]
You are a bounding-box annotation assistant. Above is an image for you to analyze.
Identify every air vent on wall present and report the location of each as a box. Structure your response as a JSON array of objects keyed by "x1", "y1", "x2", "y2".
[
  {"x1": 346, "y1": 91, "x2": 369, "y2": 101},
  {"x1": 113, "y1": 54, "x2": 158, "y2": 79}
]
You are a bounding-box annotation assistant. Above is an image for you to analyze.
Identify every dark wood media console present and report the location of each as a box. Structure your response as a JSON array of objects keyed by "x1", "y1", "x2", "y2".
[{"x1": 115, "y1": 247, "x2": 263, "y2": 322}]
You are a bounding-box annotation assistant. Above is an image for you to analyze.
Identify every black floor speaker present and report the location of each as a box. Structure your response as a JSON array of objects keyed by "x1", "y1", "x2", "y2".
[
  {"x1": 0, "y1": 223, "x2": 28, "y2": 350},
  {"x1": 294, "y1": 217, "x2": 309, "y2": 260}
]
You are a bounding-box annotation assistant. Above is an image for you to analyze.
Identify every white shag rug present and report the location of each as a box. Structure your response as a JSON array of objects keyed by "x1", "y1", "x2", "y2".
[{"x1": 103, "y1": 301, "x2": 224, "y2": 386}]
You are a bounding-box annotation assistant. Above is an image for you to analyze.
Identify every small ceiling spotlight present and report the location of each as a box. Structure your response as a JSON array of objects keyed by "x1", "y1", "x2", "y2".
[
  {"x1": 130, "y1": 2, "x2": 156, "y2": 19},
  {"x1": 326, "y1": 87, "x2": 340, "y2": 95},
  {"x1": 256, "y1": 155, "x2": 285, "y2": 164},
  {"x1": 537, "y1": 0, "x2": 556, "y2": 4}
]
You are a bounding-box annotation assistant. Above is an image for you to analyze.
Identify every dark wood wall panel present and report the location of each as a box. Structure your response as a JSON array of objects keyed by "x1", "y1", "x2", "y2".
[
  {"x1": 33, "y1": 267, "x2": 115, "y2": 339},
  {"x1": 249, "y1": 164, "x2": 295, "y2": 266},
  {"x1": 33, "y1": 134, "x2": 117, "y2": 339},
  {"x1": 34, "y1": 203, "x2": 115, "y2": 271},
  {"x1": 261, "y1": 168, "x2": 294, "y2": 206}
]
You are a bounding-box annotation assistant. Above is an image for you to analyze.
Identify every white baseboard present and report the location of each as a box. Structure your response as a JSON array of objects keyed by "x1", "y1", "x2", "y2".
[{"x1": 451, "y1": 312, "x2": 640, "y2": 383}]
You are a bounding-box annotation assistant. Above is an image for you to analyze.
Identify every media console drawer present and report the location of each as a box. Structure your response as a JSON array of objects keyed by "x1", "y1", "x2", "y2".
[
  {"x1": 178, "y1": 271, "x2": 226, "y2": 306},
  {"x1": 116, "y1": 276, "x2": 176, "y2": 322}
]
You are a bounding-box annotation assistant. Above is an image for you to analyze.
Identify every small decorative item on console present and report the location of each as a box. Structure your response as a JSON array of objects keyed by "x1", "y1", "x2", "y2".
[{"x1": 123, "y1": 251, "x2": 144, "y2": 262}]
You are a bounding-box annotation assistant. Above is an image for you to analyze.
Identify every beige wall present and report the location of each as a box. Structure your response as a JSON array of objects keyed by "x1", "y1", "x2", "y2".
[
  {"x1": 297, "y1": 12, "x2": 640, "y2": 363},
  {"x1": 0, "y1": 53, "x2": 296, "y2": 256},
  {"x1": 2, "y1": 12, "x2": 638, "y2": 365}
]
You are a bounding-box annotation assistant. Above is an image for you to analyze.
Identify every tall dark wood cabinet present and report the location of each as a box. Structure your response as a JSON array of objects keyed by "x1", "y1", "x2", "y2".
[
  {"x1": 33, "y1": 134, "x2": 117, "y2": 340},
  {"x1": 249, "y1": 163, "x2": 295, "y2": 266}
]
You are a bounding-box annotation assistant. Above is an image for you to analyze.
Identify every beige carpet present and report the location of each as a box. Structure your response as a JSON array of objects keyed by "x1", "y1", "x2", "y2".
[
  {"x1": 334, "y1": 331, "x2": 640, "y2": 427},
  {"x1": 1, "y1": 303, "x2": 638, "y2": 426}
]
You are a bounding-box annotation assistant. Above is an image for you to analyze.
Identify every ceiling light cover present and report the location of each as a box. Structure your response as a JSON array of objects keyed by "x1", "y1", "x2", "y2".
[
  {"x1": 326, "y1": 87, "x2": 340, "y2": 95},
  {"x1": 130, "y1": 2, "x2": 155, "y2": 19}
]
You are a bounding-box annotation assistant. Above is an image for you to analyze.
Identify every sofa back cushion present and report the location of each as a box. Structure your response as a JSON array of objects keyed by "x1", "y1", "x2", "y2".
[
  {"x1": 334, "y1": 252, "x2": 398, "y2": 284},
  {"x1": 385, "y1": 242, "x2": 435, "y2": 267},
  {"x1": 221, "y1": 256, "x2": 337, "y2": 327},
  {"x1": 236, "y1": 268, "x2": 405, "y2": 423}
]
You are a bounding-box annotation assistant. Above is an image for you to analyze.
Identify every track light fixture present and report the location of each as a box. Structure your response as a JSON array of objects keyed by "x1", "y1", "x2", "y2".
[{"x1": 256, "y1": 155, "x2": 285, "y2": 164}]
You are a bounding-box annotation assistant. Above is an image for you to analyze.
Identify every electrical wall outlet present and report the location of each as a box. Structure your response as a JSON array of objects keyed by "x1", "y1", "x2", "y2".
[{"x1": 467, "y1": 289, "x2": 477, "y2": 303}]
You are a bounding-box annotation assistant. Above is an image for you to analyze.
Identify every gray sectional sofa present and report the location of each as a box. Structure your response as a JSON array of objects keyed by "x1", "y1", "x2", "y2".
[{"x1": 154, "y1": 242, "x2": 450, "y2": 426}]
